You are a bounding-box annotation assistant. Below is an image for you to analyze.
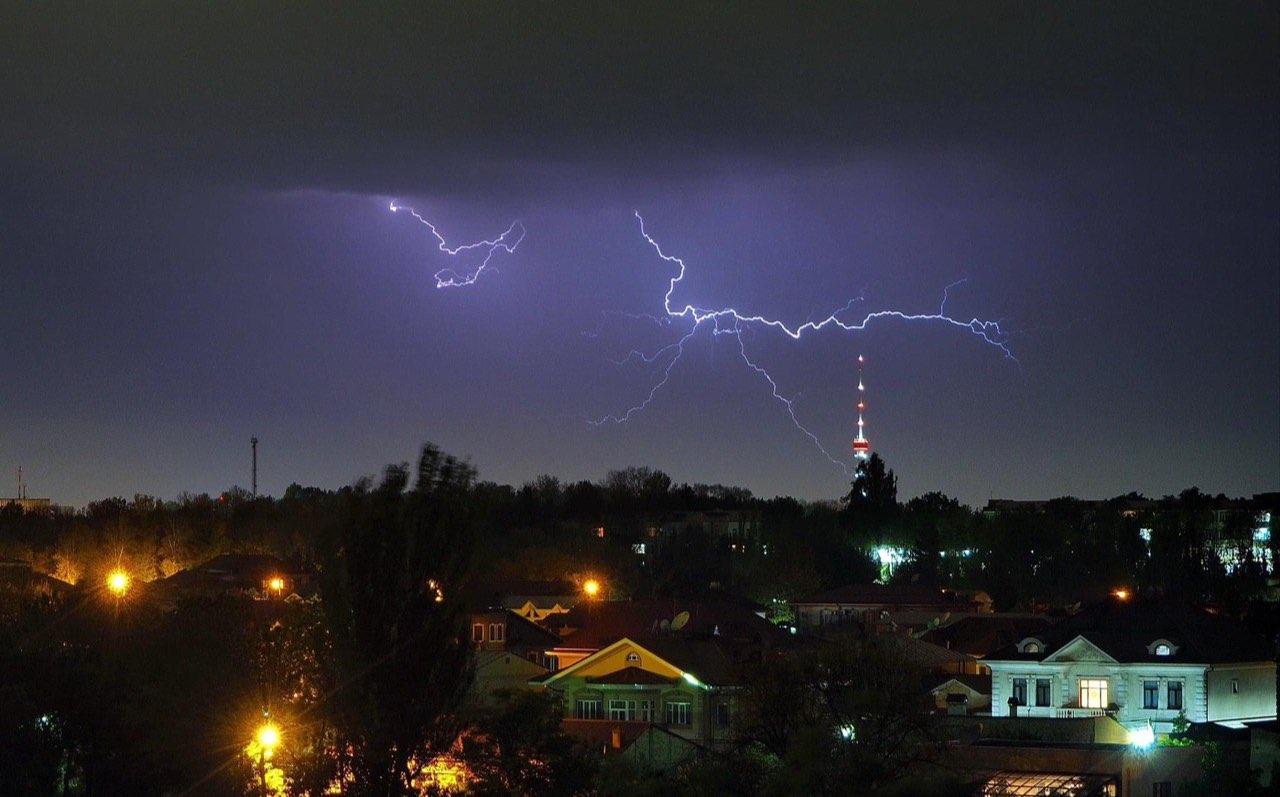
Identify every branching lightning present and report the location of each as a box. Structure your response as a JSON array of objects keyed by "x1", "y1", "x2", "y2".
[
  {"x1": 389, "y1": 202, "x2": 526, "y2": 288},
  {"x1": 590, "y1": 211, "x2": 1014, "y2": 474}
]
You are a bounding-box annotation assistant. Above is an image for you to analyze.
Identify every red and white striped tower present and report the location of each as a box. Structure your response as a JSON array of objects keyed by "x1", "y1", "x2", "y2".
[{"x1": 852, "y1": 354, "x2": 871, "y2": 460}]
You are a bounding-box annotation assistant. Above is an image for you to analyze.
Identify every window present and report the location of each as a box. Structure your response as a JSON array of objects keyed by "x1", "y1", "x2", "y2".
[
  {"x1": 489, "y1": 623, "x2": 504, "y2": 642},
  {"x1": 609, "y1": 699, "x2": 636, "y2": 720},
  {"x1": 1167, "y1": 681, "x2": 1183, "y2": 711},
  {"x1": 1011, "y1": 678, "x2": 1027, "y2": 706},
  {"x1": 575, "y1": 699, "x2": 602, "y2": 720},
  {"x1": 471, "y1": 623, "x2": 485, "y2": 643},
  {"x1": 1080, "y1": 679, "x2": 1109, "y2": 709},
  {"x1": 1232, "y1": 679, "x2": 1240, "y2": 694},
  {"x1": 1153, "y1": 782, "x2": 1172, "y2": 797},
  {"x1": 1024, "y1": 642, "x2": 1041, "y2": 654},
  {"x1": 1155, "y1": 643, "x2": 1171, "y2": 656},
  {"x1": 1035, "y1": 679, "x2": 1051, "y2": 707},
  {"x1": 665, "y1": 701, "x2": 691, "y2": 726},
  {"x1": 716, "y1": 702, "x2": 731, "y2": 727},
  {"x1": 1143, "y1": 681, "x2": 1159, "y2": 709},
  {"x1": 638, "y1": 700, "x2": 653, "y2": 722}
]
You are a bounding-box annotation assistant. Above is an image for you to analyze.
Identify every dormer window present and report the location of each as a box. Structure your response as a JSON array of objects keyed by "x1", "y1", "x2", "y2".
[
  {"x1": 1148, "y1": 639, "x2": 1177, "y2": 656},
  {"x1": 1017, "y1": 637, "x2": 1044, "y2": 655}
]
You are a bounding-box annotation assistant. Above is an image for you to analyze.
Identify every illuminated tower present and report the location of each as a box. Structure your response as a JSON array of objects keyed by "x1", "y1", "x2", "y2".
[{"x1": 852, "y1": 354, "x2": 871, "y2": 460}]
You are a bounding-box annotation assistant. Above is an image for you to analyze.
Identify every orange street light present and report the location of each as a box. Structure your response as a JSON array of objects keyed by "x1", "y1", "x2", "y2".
[
  {"x1": 107, "y1": 569, "x2": 130, "y2": 597},
  {"x1": 582, "y1": 579, "x2": 601, "y2": 599},
  {"x1": 267, "y1": 576, "x2": 285, "y2": 593},
  {"x1": 1111, "y1": 588, "x2": 1130, "y2": 601},
  {"x1": 255, "y1": 722, "x2": 281, "y2": 756}
]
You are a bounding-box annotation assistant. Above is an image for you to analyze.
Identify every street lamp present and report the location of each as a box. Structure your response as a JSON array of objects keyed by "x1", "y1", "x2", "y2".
[
  {"x1": 267, "y1": 576, "x2": 285, "y2": 594},
  {"x1": 255, "y1": 722, "x2": 280, "y2": 754},
  {"x1": 582, "y1": 579, "x2": 601, "y2": 599},
  {"x1": 253, "y1": 721, "x2": 281, "y2": 796},
  {"x1": 107, "y1": 569, "x2": 130, "y2": 597}
]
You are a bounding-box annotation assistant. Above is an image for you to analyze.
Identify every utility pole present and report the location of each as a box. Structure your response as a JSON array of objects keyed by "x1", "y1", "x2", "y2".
[{"x1": 251, "y1": 437, "x2": 259, "y2": 498}]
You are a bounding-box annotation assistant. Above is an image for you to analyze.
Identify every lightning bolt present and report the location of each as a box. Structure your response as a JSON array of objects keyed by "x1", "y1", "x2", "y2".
[
  {"x1": 590, "y1": 211, "x2": 1014, "y2": 474},
  {"x1": 389, "y1": 201, "x2": 526, "y2": 288}
]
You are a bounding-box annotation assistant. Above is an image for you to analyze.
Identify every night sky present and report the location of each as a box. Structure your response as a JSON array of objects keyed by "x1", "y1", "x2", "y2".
[{"x1": 2, "y1": 4, "x2": 1276, "y2": 506}]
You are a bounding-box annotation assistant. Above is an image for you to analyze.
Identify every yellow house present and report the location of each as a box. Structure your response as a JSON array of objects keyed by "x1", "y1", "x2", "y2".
[{"x1": 537, "y1": 635, "x2": 739, "y2": 764}]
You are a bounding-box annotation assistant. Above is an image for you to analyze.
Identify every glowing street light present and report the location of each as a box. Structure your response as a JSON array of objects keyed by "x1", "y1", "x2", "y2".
[
  {"x1": 582, "y1": 579, "x2": 601, "y2": 599},
  {"x1": 1111, "y1": 588, "x2": 1131, "y2": 601},
  {"x1": 267, "y1": 576, "x2": 285, "y2": 594},
  {"x1": 107, "y1": 570, "x2": 130, "y2": 597},
  {"x1": 255, "y1": 722, "x2": 281, "y2": 756}
]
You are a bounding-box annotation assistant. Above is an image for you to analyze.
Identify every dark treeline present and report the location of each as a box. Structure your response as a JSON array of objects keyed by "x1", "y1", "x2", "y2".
[{"x1": 1, "y1": 453, "x2": 1274, "y2": 613}]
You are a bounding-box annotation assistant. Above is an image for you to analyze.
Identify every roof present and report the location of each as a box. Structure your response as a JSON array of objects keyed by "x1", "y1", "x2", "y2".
[
  {"x1": 985, "y1": 601, "x2": 1273, "y2": 664},
  {"x1": 542, "y1": 598, "x2": 783, "y2": 651},
  {"x1": 921, "y1": 615, "x2": 1054, "y2": 657},
  {"x1": 978, "y1": 771, "x2": 1116, "y2": 796},
  {"x1": 795, "y1": 583, "x2": 975, "y2": 608},
  {"x1": 931, "y1": 673, "x2": 992, "y2": 696}
]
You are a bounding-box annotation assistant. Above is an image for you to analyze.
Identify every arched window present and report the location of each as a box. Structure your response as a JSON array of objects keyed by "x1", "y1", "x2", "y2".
[
  {"x1": 1147, "y1": 639, "x2": 1177, "y2": 656},
  {"x1": 1017, "y1": 637, "x2": 1045, "y2": 655}
]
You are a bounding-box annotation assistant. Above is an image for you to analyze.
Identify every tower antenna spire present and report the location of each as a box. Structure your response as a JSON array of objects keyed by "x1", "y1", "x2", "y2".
[
  {"x1": 852, "y1": 354, "x2": 871, "y2": 461},
  {"x1": 251, "y1": 437, "x2": 259, "y2": 498}
]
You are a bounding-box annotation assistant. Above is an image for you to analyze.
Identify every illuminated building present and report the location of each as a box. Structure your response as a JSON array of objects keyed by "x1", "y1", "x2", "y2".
[{"x1": 985, "y1": 602, "x2": 1276, "y2": 733}]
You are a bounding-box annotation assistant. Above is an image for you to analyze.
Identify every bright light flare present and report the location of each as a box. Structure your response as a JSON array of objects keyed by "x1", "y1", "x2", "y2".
[
  {"x1": 1111, "y1": 588, "x2": 1130, "y2": 601},
  {"x1": 268, "y1": 576, "x2": 285, "y2": 592},
  {"x1": 107, "y1": 570, "x2": 130, "y2": 596},
  {"x1": 256, "y1": 723, "x2": 281, "y2": 755},
  {"x1": 582, "y1": 579, "x2": 601, "y2": 599}
]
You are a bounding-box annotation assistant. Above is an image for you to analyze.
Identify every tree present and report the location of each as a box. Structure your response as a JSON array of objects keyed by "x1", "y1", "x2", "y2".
[
  {"x1": 312, "y1": 444, "x2": 479, "y2": 796},
  {"x1": 459, "y1": 690, "x2": 595, "y2": 796}
]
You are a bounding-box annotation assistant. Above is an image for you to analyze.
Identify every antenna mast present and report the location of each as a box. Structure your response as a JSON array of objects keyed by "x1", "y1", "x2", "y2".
[
  {"x1": 251, "y1": 437, "x2": 259, "y2": 497},
  {"x1": 852, "y1": 354, "x2": 871, "y2": 461}
]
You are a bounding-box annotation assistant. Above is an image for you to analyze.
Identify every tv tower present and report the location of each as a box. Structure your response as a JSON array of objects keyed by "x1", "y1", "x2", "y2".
[{"x1": 852, "y1": 354, "x2": 871, "y2": 460}]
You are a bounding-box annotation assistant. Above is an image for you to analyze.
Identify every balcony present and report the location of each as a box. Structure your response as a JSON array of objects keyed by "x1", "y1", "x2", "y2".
[{"x1": 1052, "y1": 707, "x2": 1112, "y2": 719}]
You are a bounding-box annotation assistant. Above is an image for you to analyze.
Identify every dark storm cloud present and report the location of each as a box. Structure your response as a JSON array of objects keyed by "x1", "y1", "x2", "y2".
[{"x1": 3, "y1": 2, "x2": 1275, "y2": 193}]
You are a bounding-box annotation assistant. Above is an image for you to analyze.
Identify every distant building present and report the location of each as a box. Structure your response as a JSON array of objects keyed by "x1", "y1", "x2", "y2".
[
  {"x1": 656, "y1": 510, "x2": 760, "y2": 541},
  {"x1": 159, "y1": 554, "x2": 312, "y2": 600},
  {"x1": 466, "y1": 608, "x2": 559, "y2": 701},
  {"x1": 793, "y1": 583, "x2": 991, "y2": 631},
  {"x1": 930, "y1": 674, "x2": 992, "y2": 714},
  {"x1": 470, "y1": 579, "x2": 579, "y2": 622},
  {"x1": 0, "y1": 497, "x2": 53, "y2": 513},
  {"x1": 984, "y1": 602, "x2": 1276, "y2": 733},
  {"x1": 921, "y1": 614, "x2": 1054, "y2": 661}
]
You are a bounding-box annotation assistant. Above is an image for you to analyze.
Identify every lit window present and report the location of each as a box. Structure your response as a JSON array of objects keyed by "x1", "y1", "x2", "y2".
[
  {"x1": 489, "y1": 623, "x2": 504, "y2": 642},
  {"x1": 1079, "y1": 679, "x2": 1109, "y2": 709},
  {"x1": 1155, "y1": 644, "x2": 1171, "y2": 656},
  {"x1": 1024, "y1": 642, "x2": 1041, "y2": 654},
  {"x1": 665, "y1": 701, "x2": 691, "y2": 726},
  {"x1": 575, "y1": 699, "x2": 602, "y2": 720},
  {"x1": 471, "y1": 623, "x2": 485, "y2": 643},
  {"x1": 1167, "y1": 681, "x2": 1183, "y2": 711}
]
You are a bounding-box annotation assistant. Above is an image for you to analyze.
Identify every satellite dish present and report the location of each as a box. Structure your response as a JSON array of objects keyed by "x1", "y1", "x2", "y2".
[
  {"x1": 671, "y1": 611, "x2": 690, "y2": 631},
  {"x1": 659, "y1": 619, "x2": 670, "y2": 631}
]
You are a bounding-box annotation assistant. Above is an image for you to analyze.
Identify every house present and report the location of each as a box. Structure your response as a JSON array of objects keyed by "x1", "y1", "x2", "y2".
[
  {"x1": 930, "y1": 674, "x2": 992, "y2": 714},
  {"x1": 470, "y1": 579, "x2": 579, "y2": 622},
  {"x1": 537, "y1": 635, "x2": 744, "y2": 761},
  {"x1": 465, "y1": 608, "x2": 559, "y2": 701},
  {"x1": 793, "y1": 583, "x2": 990, "y2": 631},
  {"x1": 159, "y1": 553, "x2": 312, "y2": 599},
  {"x1": 984, "y1": 601, "x2": 1276, "y2": 733}
]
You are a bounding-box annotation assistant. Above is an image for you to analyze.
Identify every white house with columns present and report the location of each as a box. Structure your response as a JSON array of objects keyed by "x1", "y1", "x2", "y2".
[{"x1": 984, "y1": 601, "x2": 1275, "y2": 734}]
